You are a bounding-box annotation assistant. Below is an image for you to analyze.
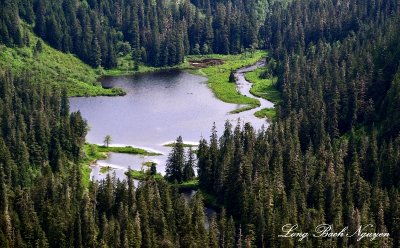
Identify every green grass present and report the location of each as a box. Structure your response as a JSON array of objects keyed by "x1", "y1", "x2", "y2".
[
  {"x1": 244, "y1": 67, "x2": 282, "y2": 119},
  {"x1": 95, "y1": 145, "x2": 162, "y2": 156},
  {"x1": 125, "y1": 169, "x2": 163, "y2": 180},
  {"x1": 80, "y1": 164, "x2": 92, "y2": 189},
  {"x1": 0, "y1": 23, "x2": 124, "y2": 97},
  {"x1": 229, "y1": 105, "x2": 258, "y2": 114},
  {"x1": 142, "y1": 161, "x2": 157, "y2": 167},
  {"x1": 254, "y1": 108, "x2": 277, "y2": 119},
  {"x1": 84, "y1": 144, "x2": 162, "y2": 182},
  {"x1": 186, "y1": 51, "x2": 267, "y2": 111},
  {"x1": 100, "y1": 166, "x2": 113, "y2": 174},
  {"x1": 174, "y1": 179, "x2": 199, "y2": 190},
  {"x1": 163, "y1": 142, "x2": 198, "y2": 148},
  {"x1": 245, "y1": 68, "x2": 281, "y2": 103},
  {"x1": 79, "y1": 144, "x2": 160, "y2": 186},
  {"x1": 104, "y1": 55, "x2": 187, "y2": 76},
  {"x1": 80, "y1": 144, "x2": 108, "y2": 188}
]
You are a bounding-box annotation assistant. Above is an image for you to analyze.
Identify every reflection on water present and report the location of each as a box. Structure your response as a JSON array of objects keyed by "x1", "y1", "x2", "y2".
[{"x1": 71, "y1": 68, "x2": 269, "y2": 181}]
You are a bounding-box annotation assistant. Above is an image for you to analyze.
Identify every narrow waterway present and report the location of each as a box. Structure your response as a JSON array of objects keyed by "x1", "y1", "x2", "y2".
[{"x1": 235, "y1": 61, "x2": 274, "y2": 113}]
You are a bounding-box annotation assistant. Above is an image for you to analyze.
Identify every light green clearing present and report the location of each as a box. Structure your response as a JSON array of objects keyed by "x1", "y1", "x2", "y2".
[
  {"x1": 174, "y1": 179, "x2": 199, "y2": 190},
  {"x1": 163, "y1": 142, "x2": 198, "y2": 148},
  {"x1": 125, "y1": 169, "x2": 163, "y2": 180},
  {"x1": 244, "y1": 67, "x2": 281, "y2": 119},
  {"x1": 100, "y1": 166, "x2": 113, "y2": 174},
  {"x1": 244, "y1": 68, "x2": 281, "y2": 103},
  {"x1": 0, "y1": 23, "x2": 124, "y2": 97},
  {"x1": 254, "y1": 108, "x2": 277, "y2": 119},
  {"x1": 80, "y1": 144, "x2": 108, "y2": 188},
  {"x1": 186, "y1": 51, "x2": 267, "y2": 112},
  {"x1": 95, "y1": 145, "x2": 162, "y2": 156}
]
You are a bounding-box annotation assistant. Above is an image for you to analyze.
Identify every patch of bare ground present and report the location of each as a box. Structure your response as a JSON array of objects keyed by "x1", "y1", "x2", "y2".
[{"x1": 188, "y1": 58, "x2": 224, "y2": 68}]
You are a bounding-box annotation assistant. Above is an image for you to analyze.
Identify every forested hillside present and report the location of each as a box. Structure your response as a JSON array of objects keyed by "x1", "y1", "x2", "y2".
[
  {"x1": 0, "y1": 71, "x2": 236, "y2": 247},
  {"x1": 192, "y1": 0, "x2": 400, "y2": 246},
  {"x1": 1, "y1": 0, "x2": 269, "y2": 68},
  {"x1": 0, "y1": 0, "x2": 400, "y2": 247},
  {"x1": 0, "y1": 24, "x2": 124, "y2": 96}
]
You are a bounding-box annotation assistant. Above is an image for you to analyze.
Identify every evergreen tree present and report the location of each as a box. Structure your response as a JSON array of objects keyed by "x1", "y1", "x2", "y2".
[
  {"x1": 165, "y1": 136, "x2": 185, "y2": 183},
  {"x1": 183, "y1": 147, "x2": 195, "y2": 181}
]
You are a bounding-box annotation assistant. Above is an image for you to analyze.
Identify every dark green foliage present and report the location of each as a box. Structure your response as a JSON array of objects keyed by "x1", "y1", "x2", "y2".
[
  {"x1": 1, "y1": 0, "x2": 264, "y2": 68},
  {"x1": 0, "y1": 0, "x2": 22, "y2": 47},
  {"x1": 0, "y1": 70, "x2": 88, "y2": 247},
  {"x1": 150, "y1": 163, "x2": 157, "y2": 176},
  {"x1": 193, "y1": 0, "x2": 400, "y2": 246},
  {"x1": 183, "y1": 147, "x2": 195, "y2": 181},
  {"x1": 196, "y1": 117, "x2": 399, "y2": 247},
  {"x1": 33, "y1": 40, "x2": 43, "y2": 55},
  {"x1": 229, "y1": 70, "x2": 236, "y2": 83},
  {"x1": 165, "y1": 136, "x2": 185, "y2": 183},
  {"x1": 1, "y1": 0, "x2": 400, "y2": 247}
]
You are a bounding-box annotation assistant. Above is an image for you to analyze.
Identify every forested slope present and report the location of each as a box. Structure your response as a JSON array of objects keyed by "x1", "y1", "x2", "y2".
[
  {"x1": 0, "y1": 71, "x2": 236, "y2": 247},
  {"x1": 191, "y1": 0, "x2": 400, "y2": 247},
  {"x1": 0, "y1": 0, "x2": 400, "y2": 247},
  {"x1": 2, "y1": 0, "x2": 267, "y2": 68},
  {"x1": 0, "y1": 24, "x2": 123, "y2": 96}
]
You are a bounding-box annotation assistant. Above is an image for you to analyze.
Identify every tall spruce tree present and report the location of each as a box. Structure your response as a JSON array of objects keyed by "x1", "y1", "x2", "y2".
[{"x1": 165, "y1": 136, "x2": 185, "y2": 183}]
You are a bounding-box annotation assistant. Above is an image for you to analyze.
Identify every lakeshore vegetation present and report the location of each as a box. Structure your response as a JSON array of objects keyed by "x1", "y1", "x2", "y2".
[
  {"x1": 245, "y1": 66, "x2": 281, "y2": 119},
  {"x1": 94, "y1": 144, "x2": 162, "y2": 156},
  {"x1": 0, "y1": 0, "x2": 400, "y2": 248},
  {"x1": 188, "y1": 51, "x2": 266, "y2": 111}
]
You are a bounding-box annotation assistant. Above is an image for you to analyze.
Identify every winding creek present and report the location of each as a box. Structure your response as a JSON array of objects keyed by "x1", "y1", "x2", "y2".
[
  {"x1": 236, "y1": 61, "x2": 274, "y2": 112},
  {"x1": 69, "y1": 62, "x2": 272, "y2": 181}
]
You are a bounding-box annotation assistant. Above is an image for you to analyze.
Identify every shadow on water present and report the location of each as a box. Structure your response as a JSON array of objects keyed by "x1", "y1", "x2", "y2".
[{"x1": 181, "y1": 189, "x2": 217, "y2": 230}]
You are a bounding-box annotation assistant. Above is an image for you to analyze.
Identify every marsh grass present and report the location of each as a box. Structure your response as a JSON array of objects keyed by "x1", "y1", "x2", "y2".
[
  {"x1": 188, "y1": 51, "x2": 267, "y2": 109},
  {"x1": 80, "y1": 144, "x2": 108, "y2": 188},
  {"x1": 107, "y1": 51, "x2": 268, "y2": 112},
  {"x1": 100, "y1": 166, "x2": 113, "y2": 174},
  {"x1": 245, "y1": 68, "x2": 281, "y2": 103},
  {"x1": 174, "y1": 179, "x2": 199, "y2": 190},
  {"x1": 96, "y1": 145, "x2": 162, "y2": 156},
  {"x1": 126, "y1": 169, "x2": 163, "y2": 180},
  {"x1": 254, "y1": 108, "x2": 277, "y2": 119}
]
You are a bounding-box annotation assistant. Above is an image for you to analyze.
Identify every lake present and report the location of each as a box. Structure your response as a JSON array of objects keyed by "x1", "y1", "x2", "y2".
[{"x1": 70, "y1": 67, "x2": 270, "y2": 181}]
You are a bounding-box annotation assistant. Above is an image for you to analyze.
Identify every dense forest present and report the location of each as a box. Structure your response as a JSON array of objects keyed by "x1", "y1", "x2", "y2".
[
  {"x1": 0, "y1": 72, "x2": 235, "y2": 247},
  {"x1": 169, "y1": 0, "x2": 400, "y2": 246},
  {"x1": 1, "y1": 0, "x2": 400, "y2": 247},
  {"x1": 1, "y1": 0, "x2": 268, "y2": 68}
]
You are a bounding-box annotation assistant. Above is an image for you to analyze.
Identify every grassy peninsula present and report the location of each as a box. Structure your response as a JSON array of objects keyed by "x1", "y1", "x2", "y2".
[
  {"x1": 244, "y1": 67, "x2": 281, "y2": 119},
  {"x1": 94, "y1": 145, "x2": 162, "y2": 156},
  {"x1": 186, "y1": 51, "x2": 267, "y2": 112}
]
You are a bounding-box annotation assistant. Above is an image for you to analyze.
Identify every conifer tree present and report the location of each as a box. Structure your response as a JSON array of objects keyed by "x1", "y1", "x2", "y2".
[
  {"x1": 165, "y1": 136, "x2": 185, "y2": 183},
  {"x1": 183, "y1": 147, "x2": 195, "y2": 181}
]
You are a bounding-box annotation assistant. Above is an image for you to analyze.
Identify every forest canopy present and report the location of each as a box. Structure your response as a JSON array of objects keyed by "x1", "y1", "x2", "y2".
[
  {"x1": 1, "y1": 0, "x2": 266, "y2": 68},
  {"x1": 0, "y1": 0, "x2": 400, "y2": 247}
]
